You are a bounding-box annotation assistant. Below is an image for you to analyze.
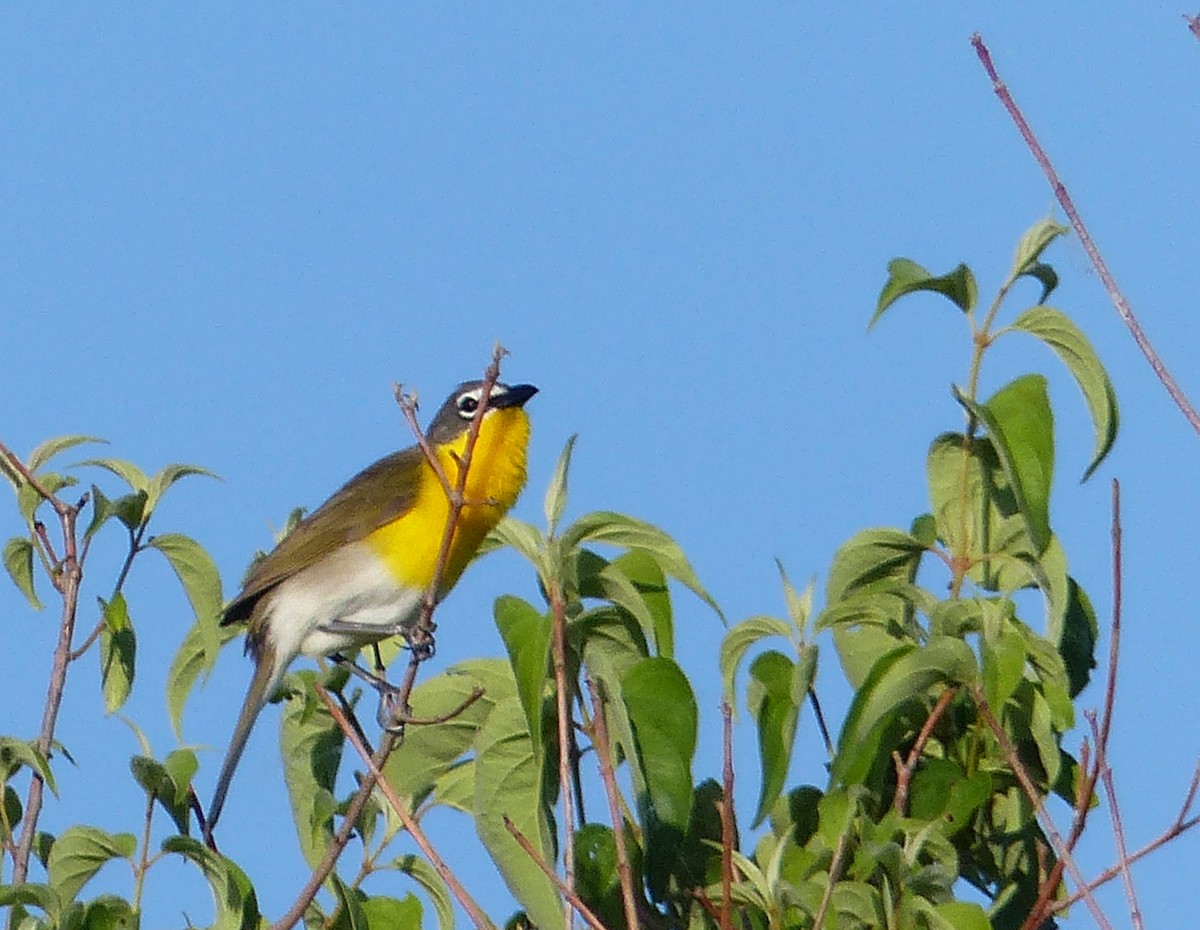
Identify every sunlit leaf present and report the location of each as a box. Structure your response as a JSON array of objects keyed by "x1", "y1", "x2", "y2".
[
  {"x1": 279, "y1": 671, "x2": 342, "y2": 868},
  {"x1": 77, "y1": 458, "x2": 149, "y2": 495},
  {"x1": 473, "y1": 695, "x2": 559, "y2": 930},
  {"x1": 388, "y1": 854, "x2": 454, "y2": 930},
  {"x1": 747, "y1": 651, "x2": 800, "y2": 828},
  {"x1": 166, "y1": 618, "x2": 241, "y2": 740},
  {"x1": 544, "y1": 434, "x2": 577, "y2": 538},
  {"x1": 162, "y1": 836, "x2": 261, "y2": 929},
  {"x1": 622, "y1": 657, "x2": 697, "y2": 900},
  {"x1": 959, "y1": 375, "x2": 1055, "y2": 553},
  {"x1": 28, "y1": 436, "x2": 106, "y2": 474},
  {"x1": 148, "y1": 533, "x2": 223, "y2": 625},
  {"x1": 99, "y1": 594, "x2": 136, "y2": 713},
  {"x1": 873, "y1": 258, "x2": 977, "y2": 327},
  {"x1": 560, "y1": 511, "x2": 723, "y2": 622},
  {"x1": 1011, "y1": 305, "x2": 1118, "y2": 479},
  {"x1": 1010, "y1": 217, "x2": 1069, "y2": 282},
  {"x1": 494, "y1": 595, "x2": 552, "y2": 757},
  {"x1": 719, "y1": 615, "x2": 792, "y2": 705},
  {"x1": 831, "y1": 639, "x2": 977, "y2": 787},
  {"x1": 46, "y1": 825, "x2": 136, "y2": 902},
  {"x1": 0, "y1": 738, "x2": 57, "y2": 796},
  {"x1": 3, "y1": 536, "x2": 41, "y2": 610}
]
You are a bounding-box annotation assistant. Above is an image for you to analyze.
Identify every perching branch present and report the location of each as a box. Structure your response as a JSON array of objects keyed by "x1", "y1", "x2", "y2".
[{"x1": 271, "y1": 346, "x2": 508, "y2": 930}]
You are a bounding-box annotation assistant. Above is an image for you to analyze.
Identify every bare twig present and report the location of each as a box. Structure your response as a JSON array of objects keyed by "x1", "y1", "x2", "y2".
[
  {"x1": 811, "y1": 833, "x2": 849, "y2": 930},
  {"x1": 1186, "y1": 14, "x2": 1200, "y2": 43},
  {"x1": 1087, "y1": 713, "x2": 1142, "y2": 929},
  {"x1": 893, "y1": 685, "x2": 958, "y2": 815},
  {"x1": 973, "y1": 689, "x2": 1114, "y2": 930},
  {"x1": 585, "y1": 678, "x2": 640, "y2": 930},
  {"x1": 2, "y1": 438, "x2": 85, "y2": 892},
  {"x1": 719, "y1": 700, "x2": 735, "y2": 930},
  {"x1": 503, "y1": 816, "x2": 608, "y2": 930},
  {"x1": 318, "y1": 685, "x2": 497, "y2": 930},
  {"x1": 970, "y1": 33, "x2": 1200, "y2": 438},
  {"x1": 1099, "y1": 479, "x2": 1122, "y2": 753},
  {"x1": 272, "y1": 348, "x2": 506, "y2": 930}
]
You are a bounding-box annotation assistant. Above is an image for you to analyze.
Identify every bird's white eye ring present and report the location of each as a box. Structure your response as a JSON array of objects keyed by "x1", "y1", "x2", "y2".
[{"x1": 456, "y1": 384, "x2": 508, "y2": 419}]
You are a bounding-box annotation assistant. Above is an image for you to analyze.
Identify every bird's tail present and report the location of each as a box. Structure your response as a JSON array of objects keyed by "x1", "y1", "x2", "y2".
[{"x1": 203, "y1": 641, "x2": 281, "y2": 846}]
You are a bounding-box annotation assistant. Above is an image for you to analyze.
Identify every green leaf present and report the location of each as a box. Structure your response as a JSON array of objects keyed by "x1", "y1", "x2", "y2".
[
  {"x1": 17, "y1": 472, "x2": 77, "y2": 526},
  {"x1": 961, "y1": 375, "x2": 1055, "y2": 553},
  {"x1": 383, "y1": 659, "x2": 515, "y2": 803},
  {"x1": 560, "y1": 511, "x2": 723, "y2": 622},
  {"x1": 719, "y1": 615, "x2": 792, "y2": 705},
  {"x1": 0, "y1": 883, "x2": 64, "y2": 923},
  {"x1": 1010, "y1": 217, "x2": 1069, "y2": 283},
  {"x1": 825, "y1": 528, "x2": 925, "y2": 603},
  {"x1": 388, "y1": 854, "x2": 454, "y2": 930},
  {"x1": 747, "y1": 651, "x2": 800, "y2": 828},
  {"x1": 776, "y1": 561, "x2": 813, "y2": 635},
  {"x1": 28, "y1": 436, "x2": 106, "y2": 474},
  {"x1": 479, "y1": 516, "x2": 546, "y2": 574},
  {"x1": 279, "y1": 671, "x2": 343, "y2": 868},
  {"x1": 46, "y1": 826, "x2": 136, "y2": 902},
  {"x1": 872, "y1": 258, "x2": 977, "y2": 327},
  {"x1": 494, "y1": 595, "x2": 552, "y2": 758},
  {"x1": 831, "y1": 639, "x2": 978, "y2": 787},
  {"x1": 3, "y1": 536, "x2": 42, "y2": 610},
  {"x1": 81, "y1": 895, "x2": 139, "y2": 930},
  {"x1": 1010, "y1": 305, "x2": 1118, "y2": 479},
  {"x1": 77, "y1": 458, "x2": 149, "y2": 495},
  {"x1": 145, "y1": 463, "x2": 221, "y2": 515},
  {"x1": 932, "y1": 900, "x2": 992, "y2": 930},
  {"x1": 0, "y1": 738, "x2": 57, "y2": 796},
  {"x1": 577, "y1": 549, "x2": 675, "y2": 658},
  {"x1": 621, "y1": 657, "x2": 697, "y2": 900},
  {"x1": 926, "y1": 433, "x2": 1041, "y2": 593},
  {"x1": 981, "y1": 607, "x2": 1025, "y2": 712},
  {"x1": 1020, "y1": 262, "x2": 1059, "y2": 304},
  {"x1": 166, "y1": 618, "x2": 241, "y2": 740},
  {"x1": 473, "y1": 695, "x2": 559, "y2": 930},
  {"x1": 130, "y1": 755, "x2": 192, "y2": 835},
  {"x1": 544, "y1": 434, "x2": 577, "y2": 538},
  {"x1": 162, "y1": 835, "x2": 262, "y2": 930},
  {"x1": 360, "y1": 895, "x2": 422, "y2": 930},
  {"x1": 98, "y1": 594, "x2": 136, "y2": 713},
  {"x1": 148, "y1": 533, "x2": 223, "y2": 625}
]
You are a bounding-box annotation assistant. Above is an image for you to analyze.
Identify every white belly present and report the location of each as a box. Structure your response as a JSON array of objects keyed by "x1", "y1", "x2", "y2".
[{"x1": 261, "y1": 541, "x2": 425, "y2": 661}]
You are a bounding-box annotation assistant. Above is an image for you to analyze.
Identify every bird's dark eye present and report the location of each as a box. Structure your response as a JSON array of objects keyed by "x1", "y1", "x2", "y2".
[{"x1": 458, "y1": 395, "x2": 480, "y2": 417}]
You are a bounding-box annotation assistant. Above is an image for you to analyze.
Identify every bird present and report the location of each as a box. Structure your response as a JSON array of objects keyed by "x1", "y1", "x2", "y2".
[{"x1": 204, "y1": 379, "x2": 537, "y2": 843}]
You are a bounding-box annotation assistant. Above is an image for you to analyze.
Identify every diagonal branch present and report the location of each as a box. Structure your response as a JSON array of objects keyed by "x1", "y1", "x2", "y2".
[
  {"x1": 271, "y1": 346, "x2": 508, "y2": 930},
  {"x1": 970, "y1": 33, "x2": 1200, "y2": 438}
]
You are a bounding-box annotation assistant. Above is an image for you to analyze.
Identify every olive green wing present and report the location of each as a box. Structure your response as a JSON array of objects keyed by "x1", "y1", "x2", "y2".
[{"x1": 222, "y1": 446, "x2": 426, "y2": 626}]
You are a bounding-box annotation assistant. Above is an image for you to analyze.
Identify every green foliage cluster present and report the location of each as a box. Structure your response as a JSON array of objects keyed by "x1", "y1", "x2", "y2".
[{"x1": 0, "y1": 220, "x2": 1139, "y2": 930}]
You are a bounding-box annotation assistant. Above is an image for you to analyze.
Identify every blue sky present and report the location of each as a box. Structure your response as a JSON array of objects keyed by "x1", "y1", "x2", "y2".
[{"x1": 3, "y1": 5, "x2": 1199, "y2": 927}]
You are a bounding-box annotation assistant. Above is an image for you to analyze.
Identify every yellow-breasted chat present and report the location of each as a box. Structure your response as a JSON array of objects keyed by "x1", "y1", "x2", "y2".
[{"x1": 204, "y1": 380, "x2": 537, "y2": 842}]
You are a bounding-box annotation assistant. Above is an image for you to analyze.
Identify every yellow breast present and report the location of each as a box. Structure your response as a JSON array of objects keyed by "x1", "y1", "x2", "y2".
[{"x1": 364, "y1": 407, "x2": 531, "y2": 594}]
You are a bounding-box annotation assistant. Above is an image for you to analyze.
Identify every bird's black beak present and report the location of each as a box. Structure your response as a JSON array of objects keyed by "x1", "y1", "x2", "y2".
[{"x1": 493, "y1": 384, "x2": 539, "y2": 409}]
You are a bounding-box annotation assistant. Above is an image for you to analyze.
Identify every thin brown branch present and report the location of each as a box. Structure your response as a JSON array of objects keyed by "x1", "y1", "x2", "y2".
[
  {"x1": 272, "y1": 348, "x2": 505, "y2": 930},
  {"x1": 550, "y1": 583, "x2": 577, "y2": 930},
  {"x1": 1087, "y1": 713, "x2": 1142, "y2": 929},
  {"x1": 503, "y1": 816, "x2": 608, "y2": 930},
  {"x1": 811, "y1": 833, "x2": 849, "y2": 930},
  {"x1": 10, "y1": 482, "x2": 83, "y2": 889},
  {"x1": 973, "y1": 688, "x2": 1114, "y2": 930},
  {"x1": 585, "y1": 678, "x2": 640, "y2": 930},
  {"x1": 1099, "y1": 479, "x2": 1122, "y2": 752},
  {"x1": 0, "y1": 438, "x2": 73, "y2": 518},
  {"x1": 970, "y1": 33, "x2": 1200, "y2": 438},
  {"x1": 1186, "y1": 14, "x2": 1200, "y2": 42},
  {"x1": 318, "y1": 686, "x2": 497, "y2": 930},
  {"x1": 719, "y1": 700, "x2": 735, "y2": 930},
  {"x1": 893, "y1": 685, "x2": 958, "y2": 815}
]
